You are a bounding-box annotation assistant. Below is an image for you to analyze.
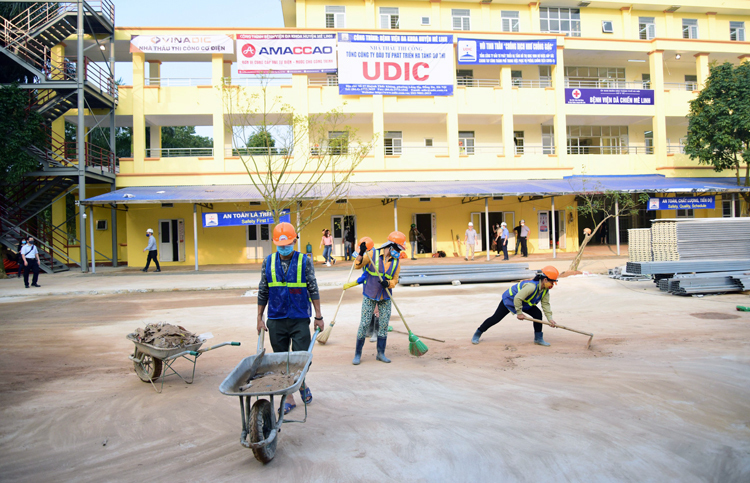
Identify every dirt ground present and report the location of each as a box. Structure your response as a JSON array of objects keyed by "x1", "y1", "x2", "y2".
[{"x1": 1, "y1": 276, "x2": 749, "y2": 482}]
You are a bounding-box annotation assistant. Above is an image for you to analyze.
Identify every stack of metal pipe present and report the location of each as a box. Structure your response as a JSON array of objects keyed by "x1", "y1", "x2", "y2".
[
  {"x1": 399, "y1": 263, "x2": 536, "y2": 286},
  {"x1": 626, "y1": 260, "x2": 750, "y2": 275}
]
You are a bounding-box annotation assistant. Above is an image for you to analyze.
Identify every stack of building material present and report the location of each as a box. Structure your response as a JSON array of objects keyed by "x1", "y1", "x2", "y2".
[
  {"x1": 399, "y1": 263, "x2": 535, "y2": 285},
  {"x1": 609, "y1": 265, "x2": 651, "y2": 281},
  {"x1": 627, "y1": 228, "x2": 652, "y2": 262},
  {"x1": 626, "y1": 260, "x2": 750, "y2": 275},
  {"x1": 650, "y1": 220, "x2": 679, "y2": 261},
  {"x1": 675, "y1": 218, "x2": 750, "y2": 260},
  {"x1": 668, "y1": 271, "x2": 750, "y2": 295}
]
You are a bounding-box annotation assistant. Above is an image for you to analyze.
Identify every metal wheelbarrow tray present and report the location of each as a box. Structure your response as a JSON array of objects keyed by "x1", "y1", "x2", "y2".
[
  {"x1": 127, "y1": 333, "x2": 240, "y2": 393},
  {"x1": 219, "y1": 329, "x2": 318, "y2": 464}
]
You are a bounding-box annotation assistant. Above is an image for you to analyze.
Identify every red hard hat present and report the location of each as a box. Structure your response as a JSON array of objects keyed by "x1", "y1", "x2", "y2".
[{"x1": 272, "y1": 222, "x2": 297, "y2": 246}]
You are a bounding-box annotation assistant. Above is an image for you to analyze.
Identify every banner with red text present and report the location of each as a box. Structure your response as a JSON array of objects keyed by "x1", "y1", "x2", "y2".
[
  {"x1": 237, "y1": 34, "x2": 337, "y2": 74},
  {"x1": 337, "y1": 33, "x2": 454, "y2": 96}
]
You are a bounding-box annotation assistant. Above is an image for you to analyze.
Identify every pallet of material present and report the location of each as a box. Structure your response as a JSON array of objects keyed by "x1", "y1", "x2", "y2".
[
  {"x1": 399, "y1": 263, "x2": 536, "y2": 285},
  {"x1": 626, "y1": 260, "x2": 750, "y2": 275}
]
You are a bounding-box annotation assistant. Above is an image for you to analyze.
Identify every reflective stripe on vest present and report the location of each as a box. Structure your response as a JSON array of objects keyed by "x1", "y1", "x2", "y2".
[
  {"x1": 508, "y1": 280, "x2": 547, "y2": 306},
  {"x1": 268, "y1": 252, "x2": 307, "y2": 288},
  {"x1": 364, "y1": 248, "x2": 398, "y2": 280}
]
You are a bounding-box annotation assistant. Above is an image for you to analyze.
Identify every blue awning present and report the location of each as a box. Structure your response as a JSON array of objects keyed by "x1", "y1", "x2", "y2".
[{"x1": 81, "y1": 175, "x2": 749, "y2": 205}]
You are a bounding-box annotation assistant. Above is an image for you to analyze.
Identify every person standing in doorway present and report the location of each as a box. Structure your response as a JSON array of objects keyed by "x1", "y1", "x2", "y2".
[
  {"x1": 343, "y1": 226, "x2": 354, "y2": 261},
  {"x1": 500, "y1": 222, "x2": 510, "y2": 260},
  {"x1": 21, "y1": 236, "x2": 41, "y2": 288},
  {"x1": 519, "y1": 220, "x2": 530, "y2": 257},
  {"x1": 513, "y1": 223, "x2": 522, "y2": 255},
  {"x1": 320, "y1": 229, "x2": 334, "y2": 266},
  {"x1": 257, "y1": 222, "x2": 324, "y2": 414},
  {"x1": 142, "y1": 228, "x2": 161, "y2": 272},
  {"x1": 409, "y1": 223, "x2": 425, "y2": 260},
  {"x1": 464, "y1": 222, "x2": 478, "y2": 261}
]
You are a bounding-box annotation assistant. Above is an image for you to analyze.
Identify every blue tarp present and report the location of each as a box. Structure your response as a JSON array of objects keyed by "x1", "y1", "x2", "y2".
[{"x1": 81, "y1": 175, "x2": 749, "y2": 205}]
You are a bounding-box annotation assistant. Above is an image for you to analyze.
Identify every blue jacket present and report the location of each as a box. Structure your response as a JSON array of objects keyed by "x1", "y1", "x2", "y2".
[
  {"x1": 265, "y1": 252, "x2": 312, "y2": 320},
  {"x1": 501, "y1": 280, "x2": 547, "y2": 314}
]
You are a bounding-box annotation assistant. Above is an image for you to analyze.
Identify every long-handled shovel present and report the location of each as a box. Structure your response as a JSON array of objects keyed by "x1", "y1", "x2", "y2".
[
  {"x1": 526, "y1": 317, "x2": 594, "y2": 349},
  {"x1": 317, "y1": 259, "x2": 358, "y2": 345}
]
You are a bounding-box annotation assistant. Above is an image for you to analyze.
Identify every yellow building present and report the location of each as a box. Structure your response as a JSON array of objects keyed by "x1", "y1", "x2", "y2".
[{"x1": 3, "y1": 1, "x2": 748, "y2": 270}]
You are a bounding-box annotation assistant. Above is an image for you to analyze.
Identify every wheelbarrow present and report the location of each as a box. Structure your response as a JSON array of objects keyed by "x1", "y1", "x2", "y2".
[
  {"x1": 127, "y1": 333, "x2": 240, "y2": 393},
  {"x1": 219, "y1": 328, "x2": 319, "y2": 464}
]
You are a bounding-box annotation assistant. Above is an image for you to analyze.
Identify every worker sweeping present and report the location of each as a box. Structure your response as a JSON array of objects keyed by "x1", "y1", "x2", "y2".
[
  {"x1": 471, "y1": 266, "x2": 559, "y2": 346},
  {"x1": 351, "y1": 231, "x2": 406, "y2": 365},
  {"x1": 256, "y1": 222, "x2": 324, "y2": 414}
]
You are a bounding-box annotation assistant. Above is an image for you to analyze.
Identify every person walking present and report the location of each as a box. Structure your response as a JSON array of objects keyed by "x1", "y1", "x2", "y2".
[
  {"x1": 351, "y1": 231, "x2": 405, "y2": 365},
  {"x1": 408, "y1": 223, "x2": 425, "y2": 260},
  {"x1": 16, "y1": 239, "x2": 27, "y2": 278},
  {"x1": 21, "y1": 236, "x2": 41, "y2": 288},
  {"x1": 519, "y1": 219, "x2": 530, "y2": 257},
  {"x1": 492, "y1": 223, "x2": 501, "y2": 257},
  {"x1": 320, "y1": 229, "x2": 334, "y2": 266},
  {"x1": 499, "y1": 222, "x2": 510, "y2": 260},
  {"x1": 471, "y1": 266, "x2": 559, "y2": 346},
  {"x1": 257, "y1": 222, "x2": 324, "y2": 414},
  {"x1": 142, "y1": 228, "x2": 161, "y2": 272},
  {"x1": 513, "y1": 223, "x2": 522, "y2": 255},
  {"x1": 464, "y1": 222, "x2": 478, "y2": 261},
  {"x1": 343, "y1": 226, "x2": 355, "y2": 261}
]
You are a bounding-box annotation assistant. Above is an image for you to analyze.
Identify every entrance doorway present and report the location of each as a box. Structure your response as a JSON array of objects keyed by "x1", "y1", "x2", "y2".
[
  {"x1": 331, "y1": 215, "x2": 356, "y2": 258},
  {"x1": 412, "y1": 213, "x2": 435, "y2": 254},
  {"x1": 471, "y1": 211, "x2": 504, "y2": 252},
  {"x1": 247, "y1": 224, "x2": 272, "y2": 260},
  {"x1": 158, "y1": 219, "x2": 185, "y2": 262}
]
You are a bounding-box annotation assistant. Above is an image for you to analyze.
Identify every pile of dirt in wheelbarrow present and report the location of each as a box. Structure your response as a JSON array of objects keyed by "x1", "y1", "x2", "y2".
[
  {"x1": 238, "y1": 367, "x2": 304, "y2": 394},
  {"x1": 130, "y1": 323, "x2": 202, "y2": 348}
]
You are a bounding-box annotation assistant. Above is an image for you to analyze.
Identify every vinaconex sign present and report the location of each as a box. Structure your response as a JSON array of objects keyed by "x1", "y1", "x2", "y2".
[
  {"x1": 647, "y1": 197, "x2": 715, "y2": 211},
  {"x1": 237, "y1": 34, "x2": 337, "y2": 74},
  {"x1": 130, "y1": 35, "x2": 234, "y2": 54},
  {"x1": 565, "y1": 88, "x2": 654, "y2": 105},
  {"x1": 202, "y1": 210, "x2": 291, "y2": 228}
]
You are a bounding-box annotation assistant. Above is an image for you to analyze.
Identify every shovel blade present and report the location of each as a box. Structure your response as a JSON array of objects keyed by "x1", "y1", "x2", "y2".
[{"x1": 245, "y1": 348, "x2": 266, "y2": 384}]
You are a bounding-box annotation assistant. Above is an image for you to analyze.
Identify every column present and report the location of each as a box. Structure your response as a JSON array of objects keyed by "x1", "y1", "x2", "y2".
[
  {"x1": 132, "y1": 52, "x2": 146, "y2": 174},
  {"x1": 148, "y1": 125, "x2": 161, "y2": 158},
  {"x1": 373, "y1": 95, "x2": 385, "y2": 167},
  {"x1": 620, "y1": 7, "x2": 632, "y2": 39},
  {"x1": 648, "y1": 50, "x2": 667, "y2": 166},
  {"x1": 695, "y1": 53, "x2": 710, "y2": 88},
  {"x1": 223, "y1": 60, "x2": 232, "y2": 81},
  {"x1": 500, "y1": 66, "x2": 514, "y2": 157},
  {"x1": 51, "y1": 43, "x2": 66, "y2": 80},
  {"x1": 291, "y1": 74, "x2": 309, "y2": 168},
  {"x1": 552, "y1": 45, "x2": 567, "y2": 163},
  {"x1": 663, "y1": 12, "x2": 675, "y2": 38},
  {"x1": 447, "y1": 96, "x2": 460, "y2": 159},
  {"x1": 211, "y1": 54, "x2": 225, "y2": 163},
  {"x1": 365, "y1": 0, "x2": 375, "y2": 28},
  {"x1": 480, "y1": 2, "x2": 491, "y2": 31},
  {"x1": 431, "y1": 1, "x2": 441, "y2": 29},
  {"x1": 705, "y1": 12, "x2": 716, "y2": 39},
  {"x1": 528, "y1": 2, "x2": 540, "y2": 33},
  {"x1": 296, "y1": 0, "x2": 306, "y2": 28},
  {"x1": 147, "y1": 60, "x2": 160, "y2": 86},
  {"x1": 77, "y1": 2, "x2": 87, "y2": 272},
  {"x1": 110, "y1": 183, "x2": 118, "y2": 267}
]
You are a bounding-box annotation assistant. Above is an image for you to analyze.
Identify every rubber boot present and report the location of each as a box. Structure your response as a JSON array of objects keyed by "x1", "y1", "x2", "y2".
[
  {"x1": 352, "y1": 338, "x2": 365, "y2": 365},
  {"x1": 376, "y1": 337, "x2": 391, "y2": 363},
  {"x1": 534, "y1": 332, "x2": 550, "y2": 347},
  {"x1": 471, "y1": 329, "x2": 482, "y2": 345}
]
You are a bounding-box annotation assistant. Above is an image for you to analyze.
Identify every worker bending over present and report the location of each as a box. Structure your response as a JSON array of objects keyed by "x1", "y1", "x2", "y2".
[
  {"x1": 471, "y1": 266, "x2": 559, "y2": 346},
  {"x1": 352, "y1": 231, "x2": 406, "y2": 365}
]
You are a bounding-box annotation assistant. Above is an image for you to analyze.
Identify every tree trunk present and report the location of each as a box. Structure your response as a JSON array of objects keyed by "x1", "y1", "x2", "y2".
[{"x1": 568, "y1": 217, "x2": 611, "y2": 271}]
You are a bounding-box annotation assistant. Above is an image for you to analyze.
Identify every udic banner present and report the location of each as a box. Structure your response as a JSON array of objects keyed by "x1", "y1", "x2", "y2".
[
  {"x1": 203, "y1": 210, "x2": 291, "y2": 228},
  {"x1": 337, "y1": 33, "x2": 454, "y2": 96},
  {"x1": 130, "y1": 35, "x2": 234, "y2": 54},
  {"x1": 237, "y1": 34, "x2": 337, "y2": 74}
]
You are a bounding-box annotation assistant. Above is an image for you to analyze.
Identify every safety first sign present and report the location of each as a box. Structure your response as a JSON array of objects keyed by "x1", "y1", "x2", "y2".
[{"x1": 237, "y1": 34, "x2": 337, "y2": 74}]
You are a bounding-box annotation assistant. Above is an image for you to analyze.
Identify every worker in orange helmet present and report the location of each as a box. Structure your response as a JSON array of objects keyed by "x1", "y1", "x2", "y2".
[
  {"x1": 257, "y1": 222, "x2": 324, "y2": 414},
  {"x1": 471, "y1": 266, "x2": 559, "y2": 346},
  {"x1": 351, "y1": 231, "x2": 406, "y2": 365}
]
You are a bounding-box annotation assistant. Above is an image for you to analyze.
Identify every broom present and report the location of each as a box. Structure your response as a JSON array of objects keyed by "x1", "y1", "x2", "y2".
[
  {"x1": 378, "y1": 273, "x2": 428, "y2": 356},
  {"x1": 526, "y1": 316, "x2": 594, "y2": 349},
  {"x1": 317, "y1": 259, "x2": 358, "y2": 345}
]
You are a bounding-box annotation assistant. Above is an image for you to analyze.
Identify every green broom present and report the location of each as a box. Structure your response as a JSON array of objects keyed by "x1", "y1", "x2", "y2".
[
  {"x1": 379, "y1": 274, "x2": 428, "y2": 357},
  {"x1": 317, "y1": 259, "x2": 357, "y2": 345}
]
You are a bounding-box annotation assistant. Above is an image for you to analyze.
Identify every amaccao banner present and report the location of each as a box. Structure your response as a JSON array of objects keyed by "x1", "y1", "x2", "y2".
[
  {"x1": 130, "y1": 35, "x2": 234, "y2": 54},
  {"x1": 237, "y1": 34, "x2": 337, "y2": 74}
]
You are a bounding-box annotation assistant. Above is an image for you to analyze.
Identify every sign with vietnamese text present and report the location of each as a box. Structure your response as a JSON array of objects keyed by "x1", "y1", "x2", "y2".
[
  {"x1": 565, "y1": 88, "x2": 654, "y2": 105},
  {"x1": 337, "y1": 33, "x2": 454, "y2": 96},
  {"x1": 457, "y1": 38, "x2": 556, "y2": 65},
  {"x1": 647, "y1": 197, "x2": 715, "y2": 211},
  {"x1": 202, "y1": 210, "x2": 291, "y2": 228},
  {"x1": 237, "y1": 34, "x2": 337, "y2": 74},
  {"x1": 130, "y1": 35, "x2": 234, "y2": 54}
]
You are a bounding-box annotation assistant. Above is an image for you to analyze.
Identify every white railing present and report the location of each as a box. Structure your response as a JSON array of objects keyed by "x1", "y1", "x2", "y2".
[
  {"x1": 512, "y1": 79, "x2": 553, "y2": 88},
  {"x1": 308, "y1": 77, "x2": 339, "y2": 86},
  {"x1": 384, "y1": 145, "x2": 450, "y2": 156},
  {"x1": 667, "y1": 144, "x2": 687, "y2": 154},
  {"x1": 514, "y1": 144, "x2": 556, "y2": 155},
  {"x1": 145, "y1": 77, "x2": 212, "y2": 87},
  {"x1": 664, "y1": 82, "x2": 699, "y2": 91},
  {"x1": 226, "y1": 76, "x2": 293, "y2": 87},
  {"x1": 457, "y1": 78, "x2": 501, "y2": 87},
  {"x1": 567, "y1": 146, "x2": 653, "y2": 155},
  {"x1": 565, "y1": 80, "x2": 651, "y2": 90},
  {"x1": 146, "y1": 148, "x2": 214, "y2": 158},
  {"x1": 472, "y1": 145, "x2": 505, "y2": 155},
  {"x1": 233, "y1": 147, "x2": 291, "y2": 156}
]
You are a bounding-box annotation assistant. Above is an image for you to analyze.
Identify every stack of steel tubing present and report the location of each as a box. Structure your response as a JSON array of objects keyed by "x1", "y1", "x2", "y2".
[
  {"x1": 675, "y1": 218, "x2": 750, "y2": 260},
  {"x1": 628, "y1": 228, "x2": 652, "y2": 262},
  {"x1": 399, "y1": 263, "x2": 536, "y2": 285},
  {"x1": 626, "y1": 260, "x2": 750, "y2": 275},
  {"x1": 650, "y1": 220, "x2": 679, "y2": 261},
  {"x1": 659, "y1": 271, "x2": 750, "y2": 295}
]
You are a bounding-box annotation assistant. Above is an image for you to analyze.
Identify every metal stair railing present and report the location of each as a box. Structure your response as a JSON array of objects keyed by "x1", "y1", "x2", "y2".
[{"x1": 0, "y1": 214, "x2": 78, "y2": 270}]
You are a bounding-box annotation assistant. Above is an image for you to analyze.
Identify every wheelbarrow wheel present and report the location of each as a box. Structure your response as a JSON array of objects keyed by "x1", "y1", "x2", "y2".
[
  {"x1": 134, "y1": 350, "x2": 162, "y2": 382},
  {"x1": 249, "y1": 399, "x2": 277, "y2": 463}
]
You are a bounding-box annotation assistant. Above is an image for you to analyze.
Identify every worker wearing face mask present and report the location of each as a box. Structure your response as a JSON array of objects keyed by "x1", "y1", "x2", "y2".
[{"x1": 351, "y1": 231, "x2": 406, "y2": 365}]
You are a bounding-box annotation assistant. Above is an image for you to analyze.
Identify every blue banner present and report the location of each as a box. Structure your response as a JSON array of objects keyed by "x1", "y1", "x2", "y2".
[
  {"x1": 647, "y1": 197, "x2": 715, "y2": 211},
  {"x1": 457, "y1": 38, "x2": 556, "y2": 65},
  {"x1": 565, "y1": 88, "x2": 654, "y2": 105},
  {"x1": 202, "y1": 209, "x2": 291, "y2": 227}
]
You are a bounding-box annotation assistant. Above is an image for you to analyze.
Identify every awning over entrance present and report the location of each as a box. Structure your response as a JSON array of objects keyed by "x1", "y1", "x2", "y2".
[{"x1": 81, "y1": 175, "x2": 749, "y2": 205}]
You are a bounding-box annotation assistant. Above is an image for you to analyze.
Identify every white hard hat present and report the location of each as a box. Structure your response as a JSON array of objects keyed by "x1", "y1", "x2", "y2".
[
  {"x1": 520, "y1": 220, "x2": 525, "y2": 224},
  {"x1": 501, "y1": 222, "x2": 507, "y2": 226},
  {"x1": 146, "y1": 228, "x2": 153, "y2": 234},
  {"x1": 468, "y1": 222, "x2": 474, "y2": 226}
]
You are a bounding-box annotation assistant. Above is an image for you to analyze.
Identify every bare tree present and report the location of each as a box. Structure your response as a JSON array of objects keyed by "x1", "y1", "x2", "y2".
[
  {"x1": 568, "y1": 179, "x2": 643, "y2": 271},
  {"x1": 221, "y1": 78, "x2": 375, "y2": 232}
]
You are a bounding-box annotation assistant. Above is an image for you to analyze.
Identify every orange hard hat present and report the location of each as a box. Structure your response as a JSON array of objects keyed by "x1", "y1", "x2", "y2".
[
  {"x1": 382, "y1": 231, "x2": 407, "y2": 251},
  {"x1": 359, "y1": 236, "x2": 374, "y2": 250},
  {"x1": 541, "y1": 266, "x2": 559, "y2": 284},
  {"x1": 272, "y1": 222, "x2": 297, "y2": 246}
]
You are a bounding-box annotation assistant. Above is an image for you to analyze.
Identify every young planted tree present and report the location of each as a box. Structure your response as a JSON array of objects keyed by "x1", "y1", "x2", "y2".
[
  {"x1": 221, "y1": 79, "x2": 375, "y2": 231},
  {"x1": 567, "y1": 180, "x2": 642, "y2": 271},
  {"x1": 685, "y1": 61, "x2": 750, "y2": 214}
]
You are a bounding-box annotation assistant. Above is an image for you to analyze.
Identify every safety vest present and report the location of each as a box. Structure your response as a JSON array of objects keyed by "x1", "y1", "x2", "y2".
[
  {"x1": 265, "y1": 252, "x2": 312, "y2": 320},
  {"x1": 501, "y1": 280, "x2": 547, "y2": 314},
  {"x1": 362, "y1": 248, "x2": 399, "y2": 301}
]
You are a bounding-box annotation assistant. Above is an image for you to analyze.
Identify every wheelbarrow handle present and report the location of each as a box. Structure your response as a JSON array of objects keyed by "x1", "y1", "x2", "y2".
[
  {"x1": 195, "y1": 341, "x2": 242, "y2": 354},
  {"x1": 257, "y1": 327, "x2": 265, "y2": 354}
]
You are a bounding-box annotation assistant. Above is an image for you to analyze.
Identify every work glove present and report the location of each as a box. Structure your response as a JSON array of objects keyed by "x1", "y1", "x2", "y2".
[
  {"x1": 358, "y1": 242, "x2": 368, "y2": 256},
  {"x1": 379, "y1": 280, "x2": 390, "y2": 289},
  {"x1": 343, "y1": 281, "x2": 359, "y2": 290}
]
